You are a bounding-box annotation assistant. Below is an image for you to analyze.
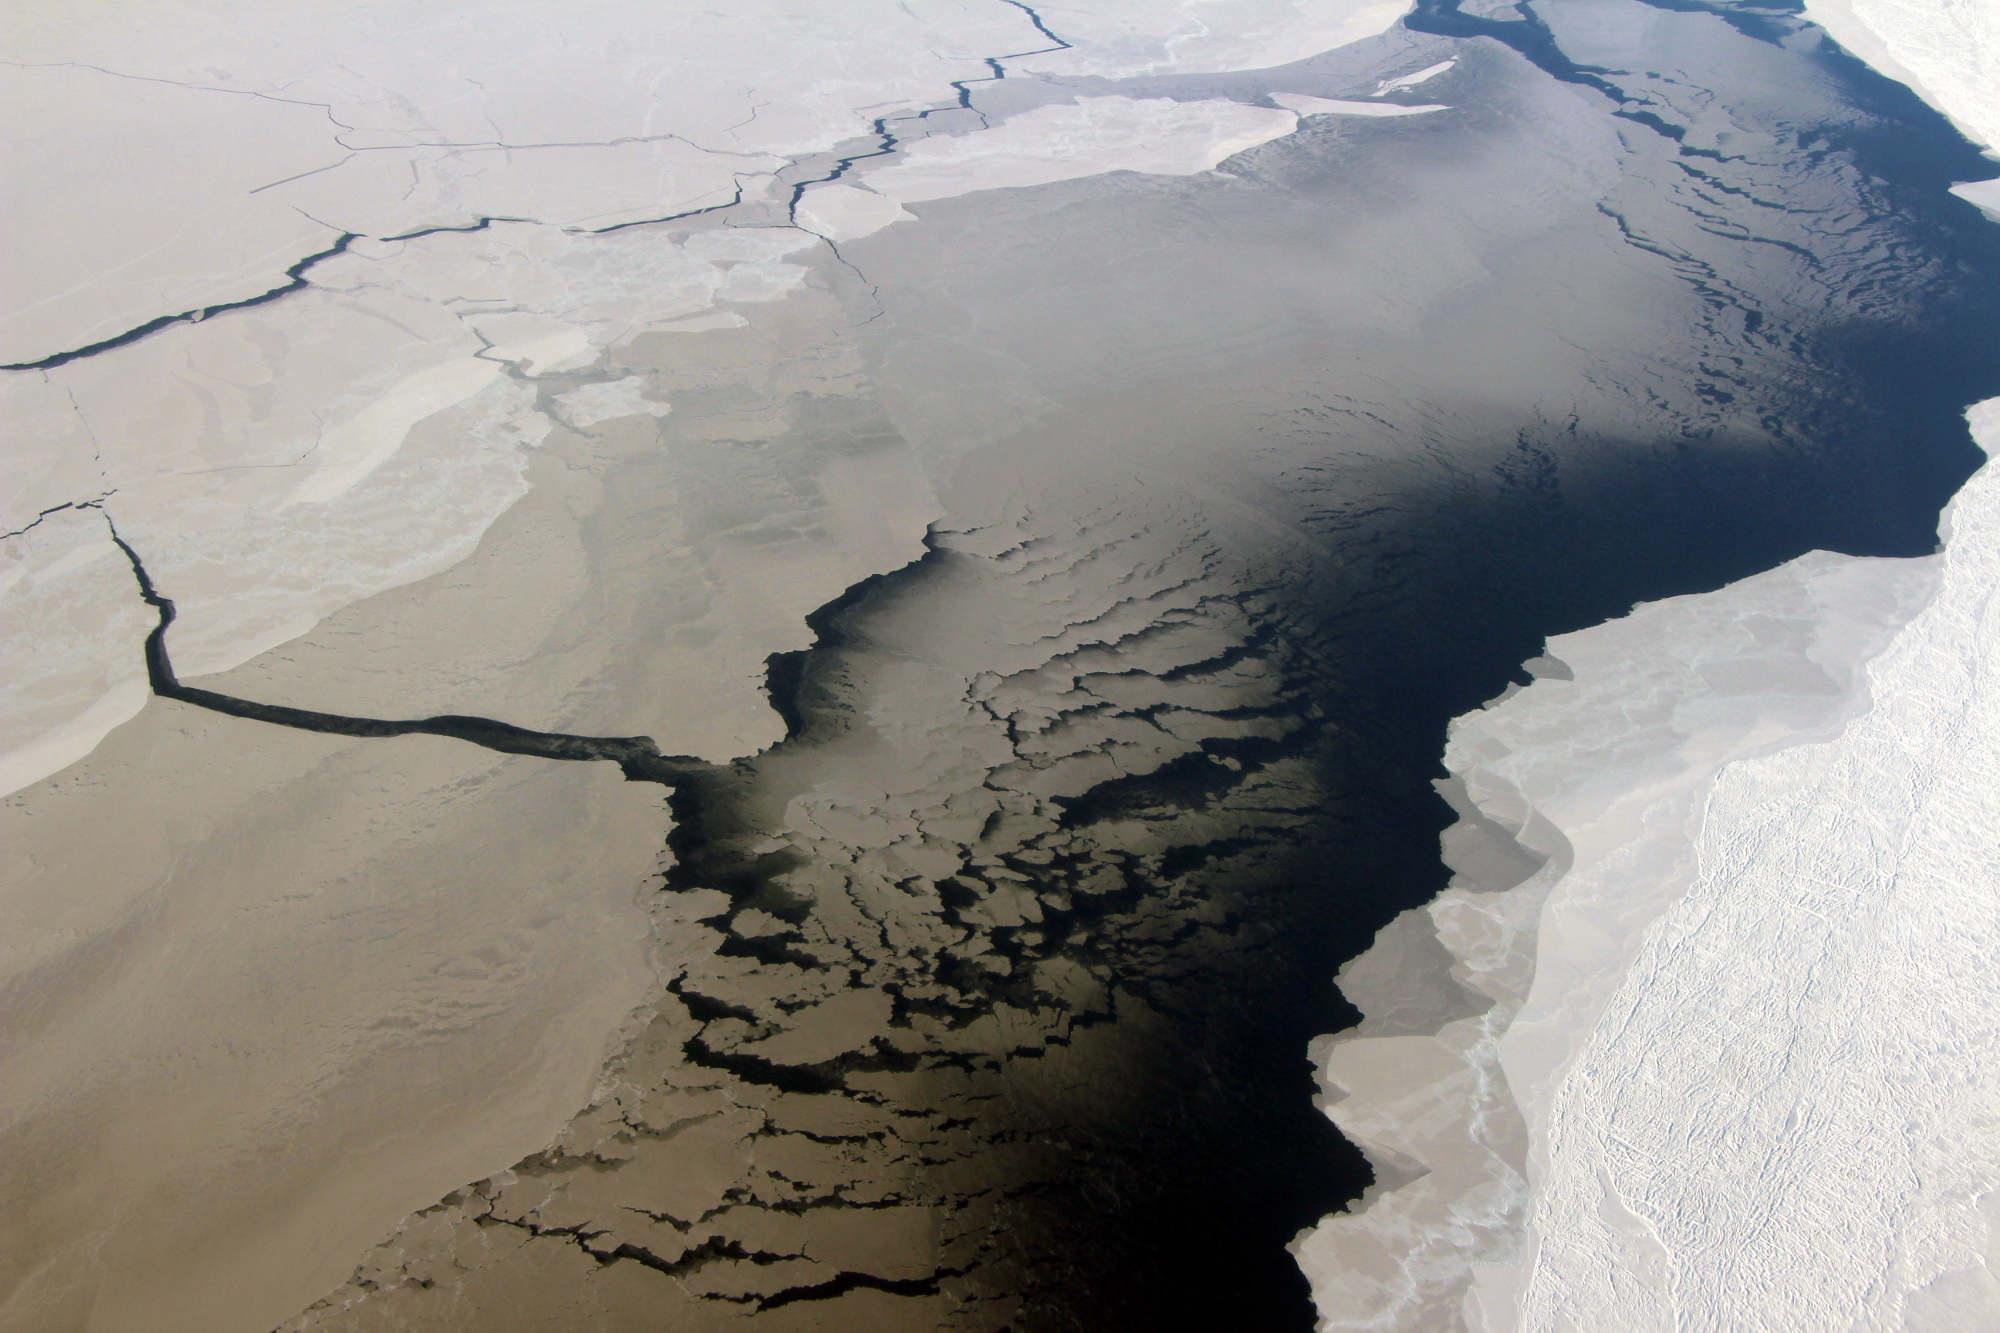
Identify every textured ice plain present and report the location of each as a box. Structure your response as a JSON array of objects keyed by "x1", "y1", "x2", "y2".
[
  {"x1": 1294, "y1": 515, "x2": 1955, "y2": 1328},
  {"x1": 264, "y1": 6, "x2": 2000, "y2": 1333},
  {"x1": 1299, "y1": 0, "x2": 2000, "y2": 1326},
  {"x1": 1515, "y1": 409, "x2": 2000, "y2": 1328}
]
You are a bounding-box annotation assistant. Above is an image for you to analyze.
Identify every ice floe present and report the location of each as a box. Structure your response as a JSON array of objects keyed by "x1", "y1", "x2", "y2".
[
  {"x1": 861, "y1": 96, "x2": 1302, "y2": 204},
  {"x1": 1298, "y1": 0, "x2": 2000, "y2": 1323}
]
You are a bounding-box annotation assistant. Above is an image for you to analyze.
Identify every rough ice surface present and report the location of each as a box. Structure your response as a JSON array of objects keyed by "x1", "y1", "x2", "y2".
[
  {"x1": 1296, "y1": 536, "x2": 1953, "y2": 1327},
  {"x1": 1804, "y1": 0, "x2": 1999, "y2": 150},
  {"x1": 1515, "y1": 406, "x2": 2000, "y2": 1329},
  {"x1": 1298, "y1": 0, "x2": 2000, "y2": 1326}
]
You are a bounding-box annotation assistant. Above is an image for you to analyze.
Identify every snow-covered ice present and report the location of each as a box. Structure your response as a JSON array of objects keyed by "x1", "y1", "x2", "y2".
[
  {"x1": 1513, "y1": 403, "x2": 2000, "y2": 1330},
  {"x1": 1295, "y1": 531, "x2": 1953, "y2": 1327},
  {"x1": 1299, "y1": 1, "x2": 2000, "y2": 1324},
  {"x1": 1301, "y1": 404, "x2": 2000, "y2": 1329}
]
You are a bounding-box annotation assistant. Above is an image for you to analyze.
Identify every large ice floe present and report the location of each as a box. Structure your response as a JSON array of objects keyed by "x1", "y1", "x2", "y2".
[
  {"x1": 1297, "y1": 0, "x2": 2000, "y2": 1325},
  {"x1": 1298, "y1": 412, "x2": 2000, "y2": 1327}
]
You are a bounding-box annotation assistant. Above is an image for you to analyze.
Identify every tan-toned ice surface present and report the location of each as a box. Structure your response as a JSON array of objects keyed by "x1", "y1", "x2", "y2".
[{"x1": 0, "y1": 0, "x2": 1414, "y2": 798}]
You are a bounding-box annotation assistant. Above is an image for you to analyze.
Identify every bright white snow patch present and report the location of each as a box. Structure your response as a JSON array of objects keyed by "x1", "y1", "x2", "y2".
[
  {"x1": 1804, "y1": 0, "x2": 2000, "y2": 152},
  {"x1": 863, "y1": 97, "x2": 1301, "y2": 205},
  {"x1": 1509, "y1": 407, "x2": 2000, "y2": 1330},
  {"x1": 1270, "y1": 93, "x2": 1447, "y2": 117},
  {"x1": 1295, "y1": 537, "x2": 1949, "y2": 1329},
  {"x1": 551, "y1": 379, "x2": 672, "y2": 431},
  {"x1": 1299, "y1": 3, "x2": 2000, "y2": 1325},
  {"x1": 794, "y1": 183, "x2": 918, "y2": 242},
  {"x1": 1012, "y1": 0, "x2": 1415, "y2": 80},
  {"x1": 1377, "y1": 59, "x2": 1458, "y2": 93},
  {"x1": 283, "y1": 357, "x2": 511, "y2": 506}
]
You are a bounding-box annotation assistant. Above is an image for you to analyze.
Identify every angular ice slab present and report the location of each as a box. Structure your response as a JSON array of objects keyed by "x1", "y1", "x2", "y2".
[
  {"x1": 859, "y1": 96, "x2": 1302, "y2": 205},
  {"x1": 1298, "y1": 405, "x2": 2000, "y2": 1329}
]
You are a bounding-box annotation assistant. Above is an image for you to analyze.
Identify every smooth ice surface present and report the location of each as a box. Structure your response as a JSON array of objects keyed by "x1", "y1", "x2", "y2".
[
  {"x1": 1007, "y1": 0, "x2": 1416, "y2": 79},
  {"x1": 8, "y1": 5, "x2": 1452, "y2": 1326},
  {"x1": 0, "y1": 731, "x2": 670, "y2": 1333},
  {"x1": 1377, "y1": 59, "x2": 1456, "y2": 92},
  {"x1": 0, "y1": 217, "x2": 827, "y2": 795},
  {"x1": 1, "y1": 7, "x2": 1409, "y2": 1329},
  {"x1": 0, "y1": 0, "x2": 1410, "y2": 365},
  {"x1": 0, "y1": 0, "x2": 1005, "y2": 363},
  {"x1": 861, "y1": 96, "x2": 1303, "y2": 203},
  {"x1": 1271, "y1": 93, "x2": 1448, "y2": 116}
]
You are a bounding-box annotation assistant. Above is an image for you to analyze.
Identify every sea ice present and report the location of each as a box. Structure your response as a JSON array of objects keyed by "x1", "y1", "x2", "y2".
[
  {"x1": 0, "y1": 0, "x2": 1423, "y2": 801},
  {"x1": 6, "y1": 0, "x2": 1993, "y2": 1328},
  {"x1": 1513, "y1": 403, "x2": 2000, "y2": 1330},
  {"x1": 1299, "y1": 1, "x2": 2000, "y2": 1323},
  {"x1": 1804, "y1": 0, "x2": 2000, "y2": 151},
  {"x1": 861, "y1": 96, "x2": 1302, "y2": 204},
  {"x1": 1270, "y1": 93, "x2": 1448, "y2": 116},
  {"x1": 1295, "y1": 536, "x2": 1950, "y2": 1328},
  {"x1": 1377, "y1": 58, "x2": 1457, "y2": 92},
  {"x1": 550, "y1": 379, "x2": 673, "y2": 432},
  {"x1": 1009, "y1": 0, "x2": 1416, "y2": 79}
]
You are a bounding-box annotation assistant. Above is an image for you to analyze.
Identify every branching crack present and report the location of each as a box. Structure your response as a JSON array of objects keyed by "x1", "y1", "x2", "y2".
[
  {"x1": 2, "y1": 493, "x2": 115, "y2": 541},
  {"x1": 10, "y1": 3, "x2": 1076, "y2": 369},
  {"x1": 2, "y1": 234, "x2": 361, "y2": 372},
  {"x1": 783, "y1": 0, "x2": 1075, "y2": 219}
]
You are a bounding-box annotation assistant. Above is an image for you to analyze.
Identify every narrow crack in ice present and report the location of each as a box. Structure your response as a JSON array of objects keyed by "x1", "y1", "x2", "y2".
[{"x1": 103, "y1": 517, "x2": 710, "y2": 785}]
